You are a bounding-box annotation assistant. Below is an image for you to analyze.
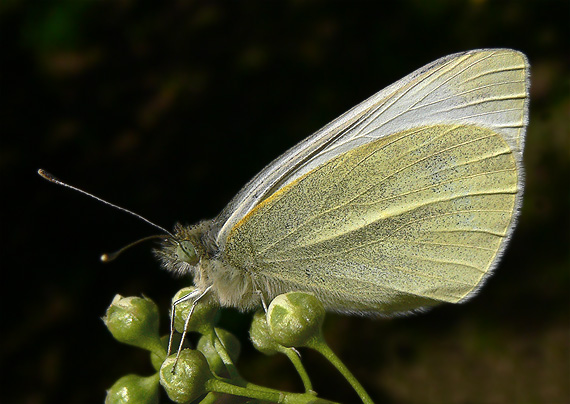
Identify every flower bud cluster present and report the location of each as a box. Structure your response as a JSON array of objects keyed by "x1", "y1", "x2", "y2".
[{"x1": 105, "y1": 289, "x2": 340, "y2": 403}]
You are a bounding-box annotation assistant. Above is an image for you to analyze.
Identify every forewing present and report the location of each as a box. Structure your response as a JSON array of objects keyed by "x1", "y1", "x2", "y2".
[{"x1": 215, "y1": 49, "x2": 529, "y2": 247}]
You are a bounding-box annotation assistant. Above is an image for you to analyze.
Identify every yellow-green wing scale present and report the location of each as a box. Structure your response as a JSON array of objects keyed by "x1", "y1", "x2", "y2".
[{"x1": 225, "y1": 124, "x2": 519, "y2": 315}]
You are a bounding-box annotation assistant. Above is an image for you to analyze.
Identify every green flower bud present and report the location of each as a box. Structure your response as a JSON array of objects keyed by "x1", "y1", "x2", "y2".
[
  {"x1": 103, "y1": 295, "x2": 164, "y2": 356},
  {"x1": 105, "y1": 373, "x2": 159, "y2": 404},
  {"x1": 249, "y1": 311, "x2": 285, "y2": 355},
  {"x1": 172, "y1": 287, "x2": 218, "y2": 335},
  {"x1": 197, "y1": 328, "x2": 241, "y2": 375},
  {"x1": 159, "y1": 349, "x2": 213, "y2": 403},
  {"x1": 250, "y1": 310, "x2": 315, "y2": 392},
  {"x1": 266, "y1": 292, "x2": 325, "y2": 348}
]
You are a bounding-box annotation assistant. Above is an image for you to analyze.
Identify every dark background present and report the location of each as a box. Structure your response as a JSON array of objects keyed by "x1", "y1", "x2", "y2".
[{"x1": 2, "y1": 1, "x2": 568, "y2": 403}]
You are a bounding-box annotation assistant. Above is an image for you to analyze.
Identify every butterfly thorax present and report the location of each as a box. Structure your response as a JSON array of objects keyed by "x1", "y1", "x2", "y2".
[{"x1": 154, "y1": 220, "x2": 261, "y2": 310}]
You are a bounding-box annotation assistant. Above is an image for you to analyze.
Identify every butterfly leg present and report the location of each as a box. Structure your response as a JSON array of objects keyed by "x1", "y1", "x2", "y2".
[
  {"x1": 168, "y1": 285, "x2": 213, "y2": 372},
  {"x1": 251, "y1": 275, "x2": 268, "y2": 313}
]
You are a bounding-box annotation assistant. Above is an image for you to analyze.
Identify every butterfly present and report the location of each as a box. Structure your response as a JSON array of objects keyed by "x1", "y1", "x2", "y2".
[{"x1": 152, "y1": 48, "x2": 529, "y2": 321}]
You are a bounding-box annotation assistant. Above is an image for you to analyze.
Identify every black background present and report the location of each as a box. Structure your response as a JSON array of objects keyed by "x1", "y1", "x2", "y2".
[{"x1": 2, "y1": 1, "x2": 568, "y2": 403}]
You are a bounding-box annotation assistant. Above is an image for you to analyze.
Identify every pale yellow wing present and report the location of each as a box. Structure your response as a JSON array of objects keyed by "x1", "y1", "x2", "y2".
[{"x1": 225, "y1": 124, "x2": 519, "y2": 315}]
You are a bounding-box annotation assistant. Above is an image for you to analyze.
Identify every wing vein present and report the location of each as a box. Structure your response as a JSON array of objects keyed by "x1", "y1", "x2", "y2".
[{"x1": 267, "y1": 208, "x2": 510, "y2": 262}]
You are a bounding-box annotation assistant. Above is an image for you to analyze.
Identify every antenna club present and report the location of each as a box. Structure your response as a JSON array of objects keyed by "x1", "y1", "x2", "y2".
[{"x1": 38, "y1": 168, "x2": 57, "y2": 182}]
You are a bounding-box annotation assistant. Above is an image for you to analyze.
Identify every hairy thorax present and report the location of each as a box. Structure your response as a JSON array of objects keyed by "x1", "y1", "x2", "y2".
[{"x1": 195, "y1": 257, "x2": 260, "y2": 310}]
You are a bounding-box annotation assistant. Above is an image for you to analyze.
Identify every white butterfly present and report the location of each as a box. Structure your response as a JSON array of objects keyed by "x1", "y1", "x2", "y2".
[{"x1": 155, "y1": 48, "x2": 529, "y2": 319}]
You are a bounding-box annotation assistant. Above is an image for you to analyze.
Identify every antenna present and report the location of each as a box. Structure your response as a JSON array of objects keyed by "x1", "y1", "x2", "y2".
[
  {"x1": 38, "y1": 169, "x2": 174, "y2": 238},
  {"x1": 100, "y1": 234, "x2": 169, "y2": 262}
]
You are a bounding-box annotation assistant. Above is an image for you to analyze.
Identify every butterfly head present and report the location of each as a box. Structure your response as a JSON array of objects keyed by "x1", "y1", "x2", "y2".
[{"x1": 154, "y1": 222, "x2": 209, "y2": 277}]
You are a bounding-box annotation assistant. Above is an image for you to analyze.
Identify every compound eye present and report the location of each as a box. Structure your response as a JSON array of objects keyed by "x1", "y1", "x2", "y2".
[{"x1": 176, "y1": 240, "x2": 198, "y2": 265}]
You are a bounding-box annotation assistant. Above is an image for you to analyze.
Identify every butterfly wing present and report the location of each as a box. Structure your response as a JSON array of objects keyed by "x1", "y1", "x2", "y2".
[
  {"x1": 225, "y1": 123, "x2": 521, "y2": 314},
  {"x1": 217, "y1": 49, "x2": 529, "y2": 315}
]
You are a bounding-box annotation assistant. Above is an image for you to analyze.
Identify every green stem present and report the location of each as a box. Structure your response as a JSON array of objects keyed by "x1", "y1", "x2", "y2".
[
  {"x1": 206, "y1": 378, "x2": 340, "y2": 404},
  {"x1": 198, "y1": 392, "x2": 218, "y2": 404},
  {"x1": 210, "y1": 331, "x2": 281, "y2": 394},
  {"x1": 306, "y1": 337, "x2": 374, "y2": 404},
  {"x1": 211, "y1": 330, "x2": 241, "y2": 381},
  {"x1": 282, "y1": 347, "x2": 314, "y2": 393}
]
